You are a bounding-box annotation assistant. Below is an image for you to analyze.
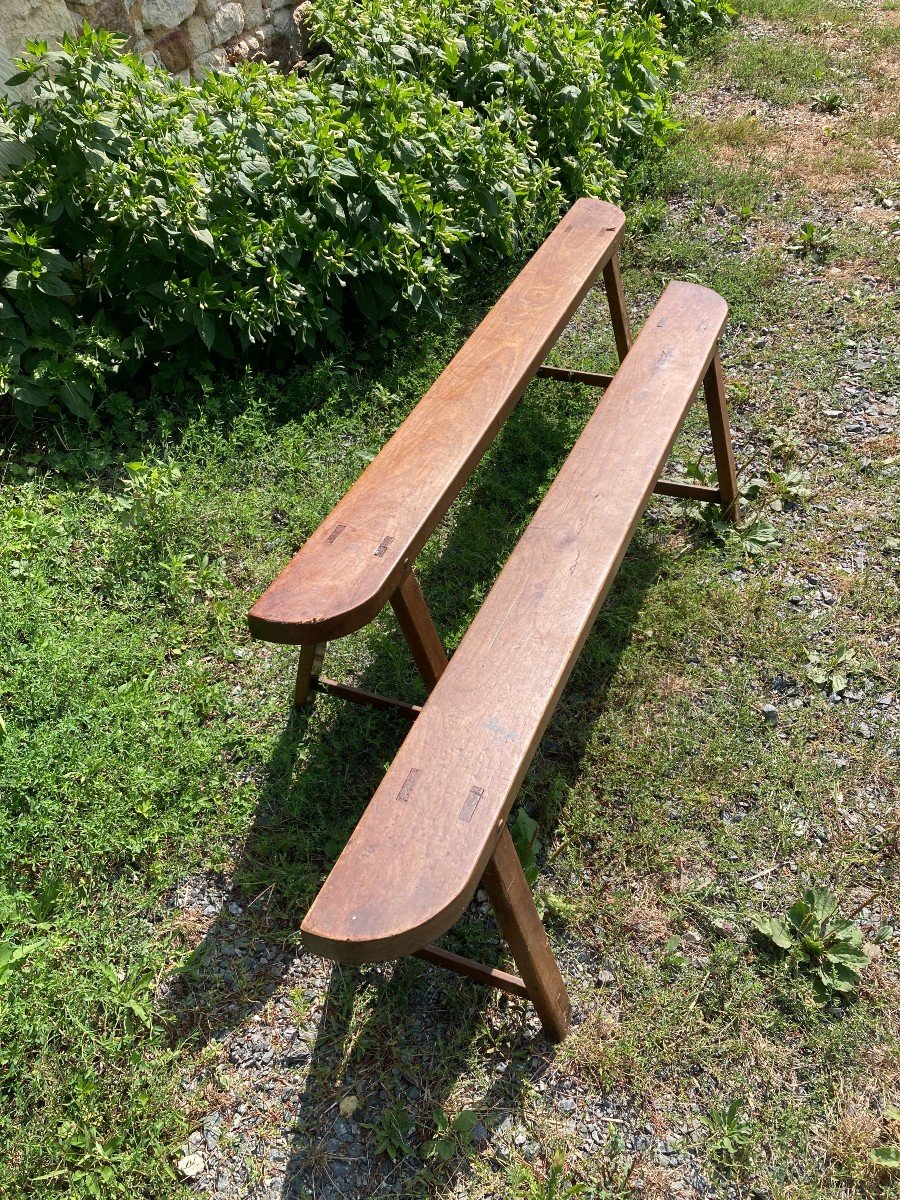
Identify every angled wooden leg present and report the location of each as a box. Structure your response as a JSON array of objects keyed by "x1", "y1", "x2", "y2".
[
  {"x1": 603, "y1": 254, "x2": 632, "y2": 363},
  {"x1": 703, "y1": 350, "x2": 741, "y2": 526},
  {"x1": 294, "y1": 641, "x2": 326, "y2": 708},
  {"x1": 481, "y1": 827, "x2": 571, "y2": 1042},
  {"x1": 390, "y1": 569, "x2": 448, "y2": 692}
]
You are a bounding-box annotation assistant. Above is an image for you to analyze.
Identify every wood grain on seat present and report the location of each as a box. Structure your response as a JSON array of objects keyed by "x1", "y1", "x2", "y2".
[
  {"x1": 301, "y1": 281, "x2": 728, "y2": 964},
  {"x1": 248, "y1": 198, "x2": 625, "y2": 645}
]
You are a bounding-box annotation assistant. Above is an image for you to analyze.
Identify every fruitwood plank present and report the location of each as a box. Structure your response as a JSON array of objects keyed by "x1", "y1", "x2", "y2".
[{"x1": 248, "y1": 198, "x2": 626, "y2": 645}]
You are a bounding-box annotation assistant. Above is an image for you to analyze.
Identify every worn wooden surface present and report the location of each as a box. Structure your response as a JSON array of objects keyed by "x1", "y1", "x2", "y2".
[
  {"x1": 389, "y1": 570, "x2": 448, "y2": 693},
  {"x1": 301, "y1": 281, "x2": 729, "y2": 964},
  {"x1": 292, "y1": 641, "x2": 325, "y2": 708},
  {"x1": 481, "y1": 827, "x2": 572, "y2": 1040},
  {"x1": 412, "y1": 940, "x2": 529, "y2": 1000},
  {"x1": 602, "y1": 256, "x2": 633, "y2": 362},
  {"x1": 248, "y1": 198, "x2": 626, "y2": 645},
  {"x1": 311, "y1": 678, "x2": 423, "y2": 719},
  {"x1": 704, "y1": 350, "x2": 742, "y2": 524}
]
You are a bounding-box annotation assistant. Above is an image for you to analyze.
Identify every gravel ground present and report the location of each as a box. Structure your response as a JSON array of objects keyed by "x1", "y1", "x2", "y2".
[{"x1": 162, "y1": 875, "x2": 745, "y2": 1200}]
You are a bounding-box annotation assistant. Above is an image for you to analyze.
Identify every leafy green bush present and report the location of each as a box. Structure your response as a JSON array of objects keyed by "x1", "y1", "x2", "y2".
[
  {"x1": 0, "y1": 27, "x2": 546, "y2": 420},
  {"x1": 311, "y1": 0, "x2": 678, "y2": 200},
  {"x1": 640, "y1": 0, "x2": 734, "y2": 44},
  {"x1": 0, "y1": 0, "x2": 728, "y2": 422}
]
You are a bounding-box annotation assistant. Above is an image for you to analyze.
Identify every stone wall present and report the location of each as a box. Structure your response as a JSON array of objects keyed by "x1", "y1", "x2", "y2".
[
  {"x1": 1, "y1": 0, "x2": 308, "y2": 89},
  {"x1": 1, "y1": 0, "x2": 75, "y2": 166},
  {"x1": 1, "y1": 0, "x2": 75, "y2": 97}
]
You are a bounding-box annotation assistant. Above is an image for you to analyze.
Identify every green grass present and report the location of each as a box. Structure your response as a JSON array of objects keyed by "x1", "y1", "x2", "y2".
[
  {"x1": 738, "y1": 0, "x2": 859, "y2": 20},
  {"x1": 3, "y1": 2, "x2": 900, "y2": 1197},
  {"x1": 720, "y1": 36, "x2": 840, "y2": 105}
]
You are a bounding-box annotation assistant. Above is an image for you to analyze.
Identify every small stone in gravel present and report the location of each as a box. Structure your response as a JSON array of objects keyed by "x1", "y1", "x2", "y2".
[
  {"x1": 762, "y1": 704, "x2": 778, "y2": 725},
  {"x1": 596, "y1": 968, "x2": 615, "y2": 985},
  {"x1": 472, "y1": 1122, "x2": 489, "y2": 1145},
  {"x1": 177, "y1": 1153, "x2": 205, "y2": 1180}
]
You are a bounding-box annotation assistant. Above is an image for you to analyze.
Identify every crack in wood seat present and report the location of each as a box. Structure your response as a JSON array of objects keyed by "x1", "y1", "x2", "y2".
[
  {"x1": 300, "y1": 281, "x2": 737, "y2": 1041},
  {"x1": 248, "y1": 198, "x2": 628, "y2": 655}
]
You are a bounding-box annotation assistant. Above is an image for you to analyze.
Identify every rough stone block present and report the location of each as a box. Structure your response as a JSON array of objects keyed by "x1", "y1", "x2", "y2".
[
  {"x1": 141, "y1": 0, "x2": 197, "y2": 31},
  {"x1": 154, "y1": 24, "x2": 194, "y2": 71},
  {"x1": 195, "y1": 44, "x2": 229, "y2": 73},
  {"x1": 271, "y1": 2, "x2": 305, "y2": 59},
  {"x1": 0, "y1": 0, "x2": 74, "y2": 102},
  {"x1": 230, "y1": 32, "x2": 261, "y2": 61},
  {"x1": 211, "y1": 1, "x2": 244, "y2": 43},
  {"x1": 70, "y1": 0, "x2": 137, "y2": 44},
  {"x1": 185, "y1": 14, "x2": 212, "y2": 55},
  {"x1": 242, "y1": 0, "x2": 266, "y2": 28},
  {"x1": 254, "y1": 21, "x2": 275, "y2": 48}
]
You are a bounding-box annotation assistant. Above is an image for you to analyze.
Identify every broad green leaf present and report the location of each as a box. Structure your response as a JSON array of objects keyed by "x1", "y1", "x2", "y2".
[
  {"x1": 451, "y1": 1110, "x2": 478, "y2": 1133},
  {"x1": 806, "y1": 888, "x2": 839, "y2": 925},
  {"x1": 828, "y1": 919, "x2": 863, "y2": 946},
  {"x1": 786, "y1": 898, "x2": 813, "y2": 931},
  {"x1": 821, "y1": 961, "x2": 861, "y2": 991},
  {"x1": 754, "y1": 916, "x2": 793, "y2": 950},
  {"x1": 198, "y1": 310, "x2": 216, "y2": 349},
  {"x1": 12, "y1": 379, "x2": 51, "y2": 407},
  {"x1": 511, "y1": 808, "x2": 540, "y2": 886},
  {"x1": 60, "y1": 380, "x2": 92, "y2": 418},
  {"x1": 824, "y1": 946, "x2": 867, "y2": 970},
  {"x1": 871, "y1": 1146, "x2": 900, "y2": 1169},
  {"x1": 0, "y1": 940, "x2": 35, "y2": 984}
]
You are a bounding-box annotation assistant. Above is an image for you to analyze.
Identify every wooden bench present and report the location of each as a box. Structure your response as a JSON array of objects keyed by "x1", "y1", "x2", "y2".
[
  {"x1": 249, "y1": 198, "x2": 634, "y2": 712},
  {"x1": 297, "y1": 279, "x2": 740, "y2": 1042}
]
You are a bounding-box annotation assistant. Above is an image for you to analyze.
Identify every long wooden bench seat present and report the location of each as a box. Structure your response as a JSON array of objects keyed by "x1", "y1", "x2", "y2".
[
  {"x1": 300, "y1": 280, "x2": 739, "y2": 1042},
  {"x1": 248, "y1": 198, "x2": 633, "y2": 708}
]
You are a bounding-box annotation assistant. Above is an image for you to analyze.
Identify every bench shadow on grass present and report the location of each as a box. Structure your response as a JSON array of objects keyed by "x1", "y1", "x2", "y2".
[{"x1": 165, "y1": 387, "x2": 668, "y2": 1199}]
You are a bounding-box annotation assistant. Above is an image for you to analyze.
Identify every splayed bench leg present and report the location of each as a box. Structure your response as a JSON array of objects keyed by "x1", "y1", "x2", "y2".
[
  {"x1": 294, "y1": 641, "x2": 326, "y2": 708},
  {"x1": 481, "y1": 827, "x2": 572, "y2": 1043},
  {"x1": 703, "y1": 350, "x2": 741, "y2": 526},
  {"x1": 390, "y1": 569, "x2": 449, "y2": 693},
  {"x1": 603, "y1": 254, "x2": 633, "y2": 362},
  {"x1": 295, "y1": 570, "x2": 447, "y2": 714}
]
